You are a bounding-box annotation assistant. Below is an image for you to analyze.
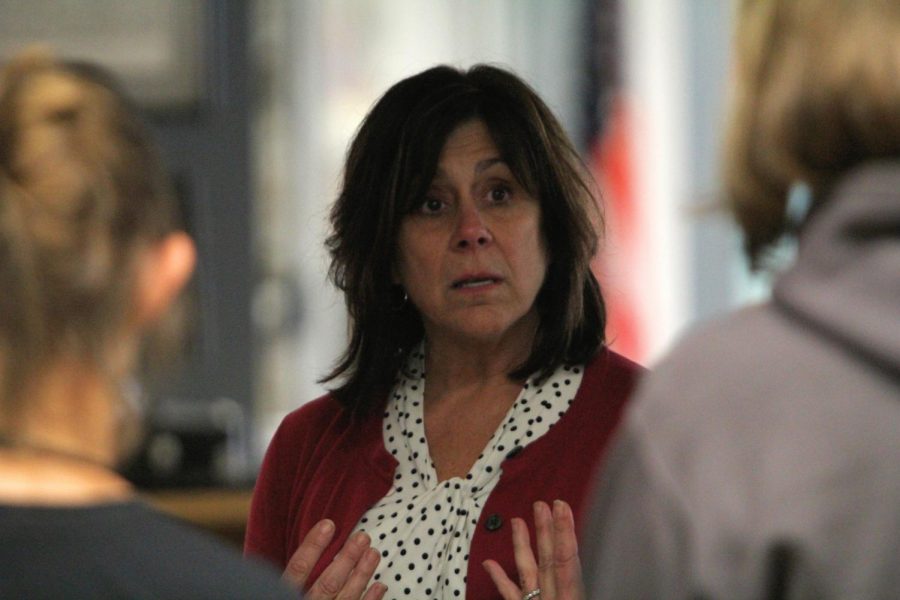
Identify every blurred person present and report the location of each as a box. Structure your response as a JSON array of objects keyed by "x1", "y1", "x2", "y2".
[
  {"x1": 244, "y1": 64, "x2": 643, "y2": 599},
  {"x1": 486, "y1": 0, "x2": 900, "y2": 598},
  {"x1": 0, "y1": 50, "x2": 377, "y2": 599}
]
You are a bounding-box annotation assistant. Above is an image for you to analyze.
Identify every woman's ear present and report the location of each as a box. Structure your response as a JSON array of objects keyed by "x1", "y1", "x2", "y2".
[{"x1": 133, "y1": 232, "x2": 196, "y2": 327}]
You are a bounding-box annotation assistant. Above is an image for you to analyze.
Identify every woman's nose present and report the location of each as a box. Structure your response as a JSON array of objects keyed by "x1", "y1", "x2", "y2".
[{"x1": 453, "y1": 205, "x2": 493, "y2": 249}]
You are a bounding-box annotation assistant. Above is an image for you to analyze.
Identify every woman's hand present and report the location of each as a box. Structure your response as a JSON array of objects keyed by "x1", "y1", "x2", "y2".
[
  {"x1": 282, "y1": 519, "x2": 387, "y2": 600},
  {"x1": 483, "y1": 500, "x2": 585, "y2": 600}
]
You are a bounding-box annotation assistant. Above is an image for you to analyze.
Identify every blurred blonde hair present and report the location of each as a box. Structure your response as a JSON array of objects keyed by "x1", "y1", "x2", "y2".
[
  {"x1": 725, "y1": 0, "x2": 900, "y2": 265},
  {"x1": 0, "y1": 50, "x2": 181, "y2": 412}
]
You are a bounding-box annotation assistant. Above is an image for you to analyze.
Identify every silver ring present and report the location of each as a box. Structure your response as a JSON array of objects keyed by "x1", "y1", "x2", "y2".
[{"x1": 522, "y1": 589, "x2": 541, "y2": 600}]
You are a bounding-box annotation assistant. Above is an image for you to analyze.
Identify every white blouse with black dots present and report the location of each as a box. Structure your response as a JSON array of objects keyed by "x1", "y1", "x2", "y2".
[{"x1": 353, "y1": 347, "x2": 584, "y2": 600}]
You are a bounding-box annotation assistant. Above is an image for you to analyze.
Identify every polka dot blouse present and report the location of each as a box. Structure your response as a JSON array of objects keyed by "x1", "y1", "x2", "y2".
[{"x1": 353, "y1": 347, "x2": 584, "y2": 599}]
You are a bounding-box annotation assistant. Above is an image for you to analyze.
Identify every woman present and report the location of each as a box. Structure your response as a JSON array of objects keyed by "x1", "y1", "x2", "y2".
[
  {"x1": 490, "y1": 1, "x2": 900, "y2": 598},
  {"x1": 0, "y1": 51, "x2": 340, "y2": 599},
  {"x1": 245, "y1": 65, "x2": 642, "y2": 599}
]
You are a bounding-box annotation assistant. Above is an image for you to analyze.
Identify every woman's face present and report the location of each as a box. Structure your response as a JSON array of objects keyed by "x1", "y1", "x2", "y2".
[{"x1": 394, "y1": 119, "x2": 549, "y2": 349}]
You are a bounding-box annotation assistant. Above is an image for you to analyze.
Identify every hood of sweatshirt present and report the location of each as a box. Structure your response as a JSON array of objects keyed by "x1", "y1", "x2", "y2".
[{"x1": 773, "y1": 161, "x2": 900, "y2": 380}]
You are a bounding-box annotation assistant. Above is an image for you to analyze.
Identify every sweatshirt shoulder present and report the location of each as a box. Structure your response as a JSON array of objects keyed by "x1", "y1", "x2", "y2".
[
  {"x1": 647, "y1": 305, "x2": 776, "y2": 382},
  {"x1": 625, "y1": 303, "x2": 807, "y2": 436}
]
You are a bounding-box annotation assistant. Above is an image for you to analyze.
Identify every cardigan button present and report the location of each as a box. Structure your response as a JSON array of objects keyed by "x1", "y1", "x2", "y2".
[{"x1": 484, "y1": 513, "x2": 503, "y2": 532}]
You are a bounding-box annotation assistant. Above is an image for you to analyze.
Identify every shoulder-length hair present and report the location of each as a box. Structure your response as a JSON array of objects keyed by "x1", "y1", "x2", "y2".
[
  {"x1": 725, "y1": 0, "x2": 900, "y2": 266},
  {"x1": 323, "y1": 64, "x2": 605, "y2": 412}
]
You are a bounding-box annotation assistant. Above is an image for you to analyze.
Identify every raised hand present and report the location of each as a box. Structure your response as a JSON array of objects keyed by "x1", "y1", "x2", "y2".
[
  {"x1": 283, "y1": 519, "x2": 387, "y2": 600},
  {"x1": 483, "y1": 500, "x2": 585, "y2": 600}
]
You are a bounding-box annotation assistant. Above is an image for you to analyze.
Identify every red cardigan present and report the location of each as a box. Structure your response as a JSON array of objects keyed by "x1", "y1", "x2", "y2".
[{"x1": 245, "y1": 348, "x2": 641, "y2": 599}]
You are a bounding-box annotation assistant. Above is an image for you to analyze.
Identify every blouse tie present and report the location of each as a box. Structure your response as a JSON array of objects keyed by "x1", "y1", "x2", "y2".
[{"x1": 354, "y1": 346, "x2": 584, "y2": 599}]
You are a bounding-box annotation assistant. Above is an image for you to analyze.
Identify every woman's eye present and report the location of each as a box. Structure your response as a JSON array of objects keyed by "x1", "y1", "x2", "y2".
[
  {"x1": 489, "y1": 186, "x2": 511, "y2": 203},
  {"x1": 419, "y1": 197, "x2": 444, "y2": 214}
]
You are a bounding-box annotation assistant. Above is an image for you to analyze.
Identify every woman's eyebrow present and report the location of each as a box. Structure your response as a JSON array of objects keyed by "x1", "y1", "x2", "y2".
[
  {"x1": 429, "y1": 157, "x2": 507, "y2": 184},
  {"x1": 474, "y1": 157, "x2": 506, "y2": 174}
]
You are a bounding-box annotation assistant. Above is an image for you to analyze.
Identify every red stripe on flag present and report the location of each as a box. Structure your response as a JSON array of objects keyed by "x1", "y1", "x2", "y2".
[{"x1": 591, "y1": 98, "x2": 648, "y2": 362}]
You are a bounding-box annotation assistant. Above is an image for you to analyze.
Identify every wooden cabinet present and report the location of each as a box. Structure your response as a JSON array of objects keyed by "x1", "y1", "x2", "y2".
[{"x1": 144, "y1": 488, "x2": 253, "y2": 548}]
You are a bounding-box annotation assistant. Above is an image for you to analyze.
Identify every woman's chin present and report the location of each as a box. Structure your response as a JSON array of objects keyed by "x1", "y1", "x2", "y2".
[{"x1": 427, "y1": 308, "x2": 539, "y2": 349}]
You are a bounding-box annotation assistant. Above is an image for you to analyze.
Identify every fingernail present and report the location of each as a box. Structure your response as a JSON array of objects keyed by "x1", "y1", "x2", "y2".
[
  {"x1": 363, "y1": 547, "x2": 380, "y2": 565},
  {"x1": 372, "y1": 582, "x2": 388, "y2": 595},
  {"x1": 318, "y1": 519, "x2": 335, "y2": 534},
  {"x1": 353, "y1": 531, "x2": 371, "y2": 545}
]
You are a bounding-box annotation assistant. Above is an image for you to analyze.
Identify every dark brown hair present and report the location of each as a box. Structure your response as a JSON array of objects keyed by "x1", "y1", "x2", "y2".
[
  {"x1": 725, "y1": 0, "x2": 900, "y2": 266},
  {"x1": 0, "y1": 51, "x2": 180, "y2": 413},
  {"x1": 323, "y1": 64, "x2": 605, "y2": 412}
]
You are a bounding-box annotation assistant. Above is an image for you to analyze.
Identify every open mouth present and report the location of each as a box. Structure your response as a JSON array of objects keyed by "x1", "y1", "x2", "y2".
[{"x1": 451, "y1": 277, "x2": 500, "y2": 289}]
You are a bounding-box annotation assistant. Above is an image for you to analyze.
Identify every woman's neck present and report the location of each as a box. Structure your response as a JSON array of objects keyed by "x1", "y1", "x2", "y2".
[
  {"x1": 0, "y1": 362, "x2": 133, "y2": 505},
  {"x1": 0, "y1": 446, "x2": 133, "y2": 505},
  {"x1": 423, "y1": 318, "x2": 538, "y2": 393},
  {"x1": 419, "y1": 328, "x2": 536, "y2": 481}
]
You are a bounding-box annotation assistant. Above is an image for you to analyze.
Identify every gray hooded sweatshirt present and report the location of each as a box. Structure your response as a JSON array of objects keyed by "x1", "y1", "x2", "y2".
[{"x1": 582, "y1": 161, "x2": 900, "y2": 599}]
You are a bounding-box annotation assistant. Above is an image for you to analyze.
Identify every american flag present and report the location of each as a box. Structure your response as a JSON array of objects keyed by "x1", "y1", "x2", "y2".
[{"x1": 583, "y1": 0, "x2": 650, "y2": 364}]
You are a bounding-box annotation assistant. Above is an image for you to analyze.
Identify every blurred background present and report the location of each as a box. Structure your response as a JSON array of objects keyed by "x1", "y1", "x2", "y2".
[{"x1": 0, "y1": 0, "x2": 770, "y2": 510}]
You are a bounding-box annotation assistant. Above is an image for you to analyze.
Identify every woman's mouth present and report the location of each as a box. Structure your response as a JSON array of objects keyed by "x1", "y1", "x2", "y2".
[{"x1": 451, "y1": 276, "x2": 501, "y2": 289}]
